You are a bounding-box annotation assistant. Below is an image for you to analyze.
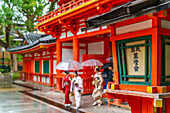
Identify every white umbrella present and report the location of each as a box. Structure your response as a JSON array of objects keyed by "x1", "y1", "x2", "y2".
[
  {"x1": 82, "y1": 59, "x2": 103, "y2": 66},
  {"x1": 56, "y1": 60, "x2": 82, "y2": 70}
]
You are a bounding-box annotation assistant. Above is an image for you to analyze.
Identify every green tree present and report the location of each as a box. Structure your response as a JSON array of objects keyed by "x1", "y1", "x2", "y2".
[
  {"x1": 0, "y1": 0, "x2": 20, "y2": 72},
  {"x1": 0, "y1": 0, "x2": 51, "y2": 72},
  {"x1": 48, "y1": 0, "x2": 58, "y2": 12},
  {"x1": 16, "y1": 0, "x2": 49, "y2": 32}
]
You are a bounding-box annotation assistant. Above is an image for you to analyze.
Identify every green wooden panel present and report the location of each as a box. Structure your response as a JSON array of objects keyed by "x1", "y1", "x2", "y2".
[
  {"x1": 35, "y1": 61, "x2": 40, "y2": 73},
  {"x1": 43, "y1": 60, "x2": 49, "y2": 74},
  {"x1": 117, "y1": 35, "x2": 151, "y2": 85},
  {"x1": 161, "y1": 35, "x2": 170, "y2": 86}
]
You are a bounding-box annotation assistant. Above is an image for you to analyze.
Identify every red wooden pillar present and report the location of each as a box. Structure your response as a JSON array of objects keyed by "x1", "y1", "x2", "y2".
[
  {"x1": 31, "y1": 53, "x2": 34, "y2": 82},
  {"x1": 28, "y1": 59, "x2": 30, "y2": 82},
  {"x1": 73, "y1": 34, "x2": 79, "y2": 62},
  {"x1": 112, "y1": 40, "x2": 119, "y2": 84},
  {"x1": 128, "y1": 98, "x2": 155, "y2": 113},
  {"x1": 40, "y1": 52, "x2": 43, "y2": 84},
  {"x1": 110, "y1": 25, "x2": 123, "y2": 105},
  {"x1": 49, "y1": 50, "x2": 53, "y2": 87},
  {"x1": 56, "y1": 38, "x2": 62, "y2": 90},
  {"x1": 104, "y1": 38, "x2": 110, "y2": 58},
  {"x1": 110, "y1": 25, "x2": 119, "y2": 84},
  {"x1": 22, "y1": 54, "x2": 25, "y2": 81},
  {"x1": 151, "y1": 17, "x2": 162, "y2": 86}
]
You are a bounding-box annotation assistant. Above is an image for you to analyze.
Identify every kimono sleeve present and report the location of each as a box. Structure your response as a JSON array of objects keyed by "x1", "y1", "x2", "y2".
[
  {"x1": 70, "y1": 77, "x2": 75, "y2": 92},
  {"x1": 78, "y1": 76, "x2": 83, "y2": 89},
  {"x1": 98, "y1": 74, "x2": 103, "y2": 90}
]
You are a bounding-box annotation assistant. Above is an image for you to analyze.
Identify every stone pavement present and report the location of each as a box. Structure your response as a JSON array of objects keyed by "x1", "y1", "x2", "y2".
[
  {"x1": 0, "y1": 91, "x2": 71, "y2": 113},
  {"x1": 0, "y1": 80, "x2": 131, "y2": 113}
]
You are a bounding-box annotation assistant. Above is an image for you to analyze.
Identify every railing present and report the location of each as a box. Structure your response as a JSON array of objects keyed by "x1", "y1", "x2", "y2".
[
  {"x1": 37, "y1": 0, "x2": 92, "y2": 24},
  {"x1": 20, "y1": 72, "x2": 55, "y2": 87}
]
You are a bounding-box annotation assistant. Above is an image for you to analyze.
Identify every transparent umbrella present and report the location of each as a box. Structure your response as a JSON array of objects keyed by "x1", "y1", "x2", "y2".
[
  {"x1": 106, "y1": 57, "x2": 113, "y2": 63},
  {"x1": 56, "y1": 60, "x2": 82, "y2": 70},
  {"x1": 82, "y1": 59, "x2": 103, "y2": 67}
]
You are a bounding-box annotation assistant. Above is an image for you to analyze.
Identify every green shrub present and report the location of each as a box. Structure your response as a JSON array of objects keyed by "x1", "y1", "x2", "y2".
[
  {"x1": 0, "y1": 69, "x2": 4, "y2": 73},
  {"x1": 12, "y1": 72, "x2": 20, "y2": 80}
]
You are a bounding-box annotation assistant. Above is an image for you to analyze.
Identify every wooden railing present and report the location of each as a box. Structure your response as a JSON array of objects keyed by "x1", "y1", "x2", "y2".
[
  {"x1": 20, "y1": 72, "x2": 55, "y2": 87},
  {"x1": 37, "y1": 0, "x2": 92, "y2": 24}
]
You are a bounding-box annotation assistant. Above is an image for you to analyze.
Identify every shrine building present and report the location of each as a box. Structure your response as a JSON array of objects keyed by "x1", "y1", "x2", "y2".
[{"x1": 8, "y1": 0, "x2": 170, "y2": 112}]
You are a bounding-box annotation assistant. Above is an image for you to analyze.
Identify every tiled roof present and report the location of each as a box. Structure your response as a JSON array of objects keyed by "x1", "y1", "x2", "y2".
[
  {"x1": 82, "y1": 0, "x2": 169, "y2": 31},
  {"x1": 7, "y1": 32, "x2": 56, "y2": 52}
]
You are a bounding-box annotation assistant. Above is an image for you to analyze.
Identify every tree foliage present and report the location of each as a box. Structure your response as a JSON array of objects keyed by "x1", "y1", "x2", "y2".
[
  {"x1": 0, "y1": 0, "x2": 57, "y2": 72},
  {"x1": 48, "y1": 0, "x2": 58, "y2": 12}
]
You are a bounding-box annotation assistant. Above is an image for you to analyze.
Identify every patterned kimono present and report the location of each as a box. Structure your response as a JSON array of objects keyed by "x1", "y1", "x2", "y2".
[
  {"x1": 70, "y1": 76, "x2": 83, "y2": 108},
  {"x1": 92, "y1": 72, "x2": 103, "y2": 105},
  {"x1": 63, "y1": 75, "x2": 72, "y2": 105}
]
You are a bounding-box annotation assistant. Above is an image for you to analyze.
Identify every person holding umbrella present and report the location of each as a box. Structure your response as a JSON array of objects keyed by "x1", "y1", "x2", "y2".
[
  {"x1": 70, "y1": 71, "x2": 83, "y2": 109},
  {"x1": 56, "y1": 60, "x2": 83, "y2": 107},
  {"x1": 101, "y1": 68, "x2": 109, "y2": 89},
  {"x1": 91, "y1": 66, "x2": 103, "y2": 106},
  {"x1": 63, "y1": 71, "x2": 72, "y2": 107},
  {"x1": 108, "y1": 64, "x2": 114, "y2": 83}
]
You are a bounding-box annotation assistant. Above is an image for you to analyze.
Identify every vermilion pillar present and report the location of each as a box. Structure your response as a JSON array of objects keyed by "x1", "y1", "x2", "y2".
[
  {"x1": 56, "y1": 38, "x2": 62, "y2": 90},
  {"x1": 40, "y1": 52, "x2": 43, "y2": 84},
  {"x1": 57, "y1": 39, "x2": 62, "y2": 65},
  {"x1": 104, "y1": 38, "x2": 110, "y2": 59},
  {"x1": 22, "y1": 54, "x2": 25, "y2": 81},
  {"x1": 112, "y1": 40, "x2": 119, "y2": 84},
  {"x1": 73, "y1": 34, "x2": 79, "y2": 62},
  {"x1": 110, "y1": 25, "x2": 119, "y2": 84},
  {"x1": 49, "y1": 50, "x2": 54, "y2": 87},
  {"x1": 31, "y1": 53, "x2": 34, "y2": 73},
  {"x1": 151, "y1": 17, "x2": 162, "y2": 86}
]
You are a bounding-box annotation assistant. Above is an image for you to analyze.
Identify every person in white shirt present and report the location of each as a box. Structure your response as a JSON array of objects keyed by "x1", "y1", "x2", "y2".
[{"x1": 70, "y1": 71, "x2": 83, "y2": 109}]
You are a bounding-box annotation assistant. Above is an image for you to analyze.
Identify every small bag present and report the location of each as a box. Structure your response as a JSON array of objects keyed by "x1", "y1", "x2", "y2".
[{"x1": 78, "y1": 87, "x2": 81, "y2": 93}]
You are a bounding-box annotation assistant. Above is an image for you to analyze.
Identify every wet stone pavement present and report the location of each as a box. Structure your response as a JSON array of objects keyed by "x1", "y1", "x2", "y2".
[
  {"x1": 0, "y1": 81, "x2": 131, "y2": 113},
  {"x1": 0, "y1": 91, "x2": 70, "y2": 113}
]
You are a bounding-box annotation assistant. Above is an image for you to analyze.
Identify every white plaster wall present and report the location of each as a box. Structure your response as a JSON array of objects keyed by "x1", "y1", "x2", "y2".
[
  {"x1": 87, "y1": 28, "x2": 100, "y2": 33},
  {"x1": 60, "y1": 32, "x2": 66, "y2": 39},
  {"x1": 67, "y1": 31, "x2": 74, "y2": 37},
  {"x1": 77, "y1": 28, "x2": 85, "y2": 35},
  {"x1": 61, "y1": 48, "x2": 86, "y2": 63},
  {"x1": 53, "y1": 60, "x2": 56, "y2": 74},
  {"x1": 79, "y1": 43, "x2": 86, "y2": 47},
  {"x1": 33, "y1": 75, "x2": 37, "y2": 81},
  {"x1": 116, "y1": 19, "x2": 152, "y2": 35},
  {"x1": 161, "y1": 20, "x2": 170, "y2": 29},
  {"x1": 62, "y1": 49, "x2": 73, "y2": 61},
  {"x1": 62, "y1": 43, "x2": 73, "y2": 46},
  {"x1": 47, "y1": 77, "x2": 49, "y2": 84},
  {"x1": 79, "y1": 49, "x2": 86, "y2": 63},
  {"x1": 38, "y1": 76, "x2": 40, "y2": 82},
  {"x1": 88, "y1": 41, "x2": 104, "y2": 54}
]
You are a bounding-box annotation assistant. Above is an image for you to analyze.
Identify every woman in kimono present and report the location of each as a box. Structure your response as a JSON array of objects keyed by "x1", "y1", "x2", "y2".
[
  {"x1": 70, "y1": 71, "x2": 83, "y2": 109},
  {"x1": 63, "y1": 71, "x2": 72, "y2": 107},
  {"x1": 91, "y1": 67, "x2": 103, "y2": 106}
]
